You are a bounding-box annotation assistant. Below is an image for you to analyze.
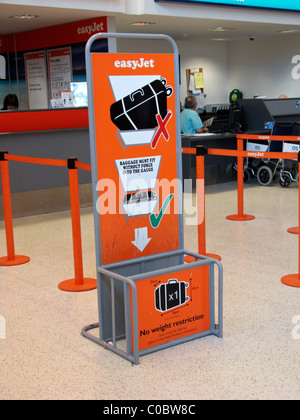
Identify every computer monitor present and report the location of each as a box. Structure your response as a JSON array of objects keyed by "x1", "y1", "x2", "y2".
[{"x1": 70, "y1": 82, "x2": 88, "y2": 107}]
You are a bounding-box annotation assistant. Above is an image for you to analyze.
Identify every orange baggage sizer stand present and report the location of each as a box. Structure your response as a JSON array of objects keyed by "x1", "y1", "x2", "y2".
[{"x1": 81, "y1": 33, "x2": 223, "y2": 365}]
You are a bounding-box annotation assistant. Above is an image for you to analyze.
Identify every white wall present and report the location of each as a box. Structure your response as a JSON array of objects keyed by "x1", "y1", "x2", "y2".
[
  {"x1": 118, "y1": 33, "x2": 300, "y2": 105},
  {"x1": 228, "y1": 34, "x2": 300, "y2": 99},
  {"x1": 117, "y1": 37, "x2": 230, "y2": 106},
  {"x1": 177, "y1": 39, "x2": 229, "y2": 105},
  {"x1": 111, "y1": 32, "x2": 300, "y2": 106},
  {"x1": 4, "y1": 0, "x2": 300, "y2": 105}
]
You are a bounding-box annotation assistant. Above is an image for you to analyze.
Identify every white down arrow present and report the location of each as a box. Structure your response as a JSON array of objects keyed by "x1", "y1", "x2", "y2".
[{"x1": 131, "y1": 227, "x2": 151, "y2": 252}]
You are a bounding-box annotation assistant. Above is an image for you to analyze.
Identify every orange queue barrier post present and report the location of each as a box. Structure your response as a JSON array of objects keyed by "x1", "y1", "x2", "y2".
[
  {"x1": 193, "y1": 135, "x2": 298, "y2": 225},
  {"x1": 8, "y1": 153, "x2": 96, "y2": 291},
  {"x1": 223, "y1": 133, "x2": 300, "y2": 221},
  {"x1": 182, "y1": 146, "x2": 221, "y2": 263},
  {"x1": 287, "y1": 227, "x2": 299, "y2": 234},
  {"x1": 287, "y1": 162, "x2": 299, "y2": 234},
  {"x1": 0, "y1": 151, "x2": 30, "y2": 266},
  {"x1": 233, "y1": 133, "x2": 300, "y2": 229},
  {"x1": 182, "y1": 136, "x2": 300, "y2": 286},
  {"x1": 58, "y1": 158, "x2": 97, "y2": 292},
  {"x1": 281, "y1": 157, "x2": 300, "y2": 288},
  {"x1": 195, "y1": 147, "x2": 222, "y2": 261},
  {"x1": 226, "y1": 134, "x2": 255, "y2": 221},
  {"x1": 0, "y1": 151, "x2": 96, "y2": 290}
]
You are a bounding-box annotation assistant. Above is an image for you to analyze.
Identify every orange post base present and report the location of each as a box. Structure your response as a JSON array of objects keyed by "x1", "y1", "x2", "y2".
[
  {"x1": 0, "y1": 255, "x2": 30, "y2": 266},
  {"x1": 281, "y1": 274, "x2": 300, "y2": 288},
  {"x1": 287, "y1": 227, "x2": 299, "y2": 234},
  {"x1": 227, "y1": 214, "x2": 255, "y2": 221},
  {"x1": 206, "y1": 253, "x2": 222, "y2": 260},
  {"x1": 58, "y1": 277, "x2": 97, "y2": 292}
]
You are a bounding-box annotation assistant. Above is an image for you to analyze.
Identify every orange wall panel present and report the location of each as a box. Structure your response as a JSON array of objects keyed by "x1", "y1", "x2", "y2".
[{"x1": 0, "y1": 108, "x2": 89, "y2": 133}]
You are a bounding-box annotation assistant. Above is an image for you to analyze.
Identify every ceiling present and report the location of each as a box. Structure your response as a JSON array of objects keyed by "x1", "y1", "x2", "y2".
[
  {"x1": 116, "y1": 13, "x2": 300, "y2": 42},
  {"x1": 1, "y1": 3, "x2": 300, "y2": 42}
]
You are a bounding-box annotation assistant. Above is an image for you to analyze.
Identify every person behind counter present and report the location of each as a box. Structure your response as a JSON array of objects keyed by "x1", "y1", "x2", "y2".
[
  {"x1": 181, "y1": 95, "x2": 209, "y2": 134},
  {"x1": 2, "y1": 93, "x2": 19, "y2": 110}
]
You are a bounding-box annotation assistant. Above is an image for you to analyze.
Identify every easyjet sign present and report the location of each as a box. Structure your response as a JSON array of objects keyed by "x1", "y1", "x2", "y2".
[
  {"x1": 77, "y1": 21, "x2": 105, "y2": 36},
  {"x1": 114, "y1": 58, "x2": 155, "y2": 70},
  {"x1": 11, "y1": 17, "x2": 108, "y2": 52}
]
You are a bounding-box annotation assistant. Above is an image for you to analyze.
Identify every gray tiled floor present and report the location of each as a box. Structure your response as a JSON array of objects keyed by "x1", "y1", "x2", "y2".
[{"x1": 1, "y1": 181, "x2": 300, "y2": 400}]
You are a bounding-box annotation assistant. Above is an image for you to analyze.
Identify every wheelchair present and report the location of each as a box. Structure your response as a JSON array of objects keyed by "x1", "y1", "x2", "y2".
[{"x1": 257, "y1": 122, "x2": 300, "y2": 187}]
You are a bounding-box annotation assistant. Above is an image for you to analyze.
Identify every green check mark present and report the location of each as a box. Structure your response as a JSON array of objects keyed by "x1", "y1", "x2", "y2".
[{"x1": 150, "y1": 194, "x2": 174, "y2": 228}]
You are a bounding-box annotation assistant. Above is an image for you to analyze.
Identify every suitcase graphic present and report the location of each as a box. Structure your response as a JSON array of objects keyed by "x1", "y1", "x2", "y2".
[
  {"x1": 123, "y1": 189, "x2": 159, "y2": 217},
  {"x1": 115, "y1": 155, "x2": 161, "y2": 218},
  {"x1": 155, "y1": 279, "x2": 189, "y2": 312},
  {"x1": 110, "y1": 78, "x2": 173, "y2": 131}
]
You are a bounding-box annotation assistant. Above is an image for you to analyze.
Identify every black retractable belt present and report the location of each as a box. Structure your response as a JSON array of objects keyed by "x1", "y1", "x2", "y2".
[{"x1": 0, "y1": 151, "x2": 8, "y2": 161}]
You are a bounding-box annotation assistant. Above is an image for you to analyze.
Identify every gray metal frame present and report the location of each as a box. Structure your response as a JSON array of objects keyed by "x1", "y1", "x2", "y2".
[{"x1": 82, "y1": 33, "x2": 223, "y2": 364}]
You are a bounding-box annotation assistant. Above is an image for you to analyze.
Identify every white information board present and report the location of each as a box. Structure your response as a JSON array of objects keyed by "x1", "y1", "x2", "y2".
[
  {"x1": 47, "y1": 47, "x2": 72, "y2": 100},
  {"x1": 24, "y1": 51, "x2": 48, "y2": 109}
]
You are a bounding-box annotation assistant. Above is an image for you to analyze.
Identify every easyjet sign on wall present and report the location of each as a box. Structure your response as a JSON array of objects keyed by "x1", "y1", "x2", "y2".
[{"x1": 10, "y1": 17, "x2": 107, "y2": 52}]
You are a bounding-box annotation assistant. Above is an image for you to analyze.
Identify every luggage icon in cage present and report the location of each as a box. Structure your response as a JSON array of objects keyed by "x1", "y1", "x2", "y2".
[{"x1": 155, "y1": 279, "x2": 189, "y2": 312}]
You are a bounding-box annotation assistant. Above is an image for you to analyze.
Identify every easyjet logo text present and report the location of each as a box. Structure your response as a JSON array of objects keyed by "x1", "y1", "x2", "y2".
[
  {"x1": 114, "y1": 58, "x2": 155, "y2": 70},
  {"x1": 247, "y1": 151, "x2": 265, "y2": 158},
  {"x1": 77, "y1": 21, "x2": 104, "y2": 36}
]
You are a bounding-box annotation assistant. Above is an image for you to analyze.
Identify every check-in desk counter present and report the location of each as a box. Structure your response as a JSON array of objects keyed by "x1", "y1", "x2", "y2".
[
  {"x1": 0, "y1": 108, "x2": 91, "y2": 218},
  {"x1": 264, "y1": 98, "x2": 300, "y2": 123},
  {"x1": 181, "y1": 132, "x2": 237, "y2": 186}
]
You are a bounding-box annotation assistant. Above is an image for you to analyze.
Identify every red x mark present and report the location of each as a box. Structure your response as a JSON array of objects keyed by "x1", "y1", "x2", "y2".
[{"x1": 151, "y1": 111, "x2": 172, "y2": 149}]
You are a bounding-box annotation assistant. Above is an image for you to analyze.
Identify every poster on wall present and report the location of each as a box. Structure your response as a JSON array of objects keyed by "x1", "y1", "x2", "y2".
[
  {"x1": 0, "y1": 35, "x2": 6, "y2": 80},
  {"x1": 47, "y1": 47, "x2": 72, "y2": 99},
  {"x1": 24, "y1": 51, "x2": 48, "y2": 109}
]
